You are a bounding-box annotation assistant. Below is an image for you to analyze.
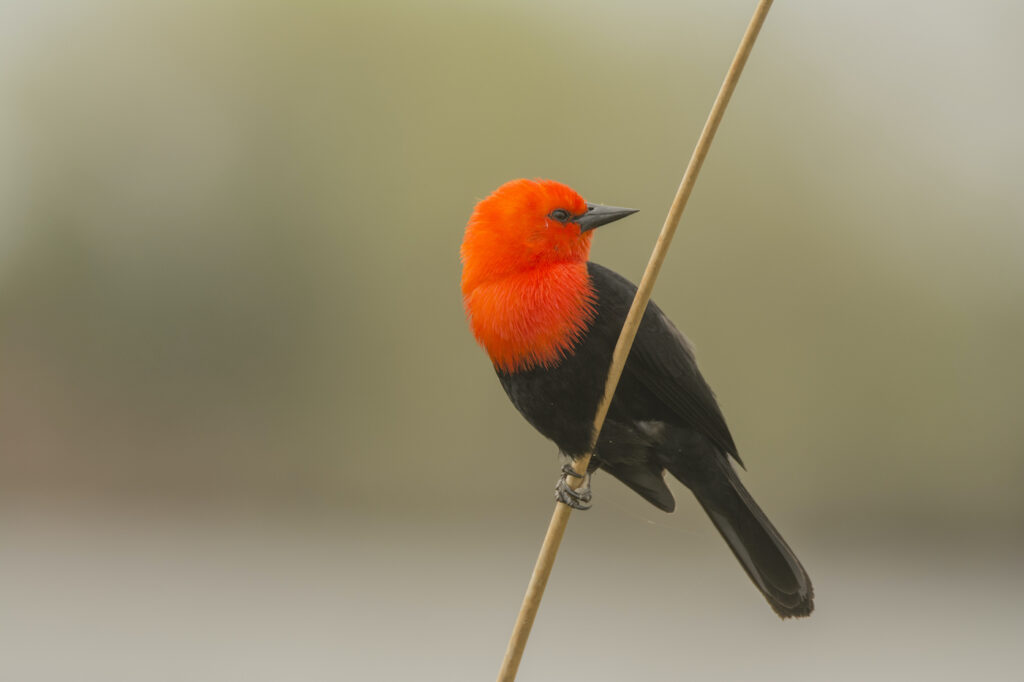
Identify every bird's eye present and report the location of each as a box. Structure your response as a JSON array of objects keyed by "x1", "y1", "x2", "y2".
[{"x1": 548, "y1": 209, "x2": 571, "y2": 223}]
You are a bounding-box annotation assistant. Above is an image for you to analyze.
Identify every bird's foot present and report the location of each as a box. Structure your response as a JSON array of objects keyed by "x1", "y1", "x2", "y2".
[{"x1": 555, "y1": 464, "x2": 592, "y2": 510}]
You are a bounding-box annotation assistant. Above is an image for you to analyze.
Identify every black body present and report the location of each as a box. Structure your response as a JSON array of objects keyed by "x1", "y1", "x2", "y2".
[{"x1": 498, "y1": 262, "x2": 813, "y2": 618}]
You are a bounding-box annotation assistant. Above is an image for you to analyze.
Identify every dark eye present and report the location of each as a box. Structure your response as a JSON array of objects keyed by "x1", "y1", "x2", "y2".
[{"x1": 549, "y1": 209, "x2": 571, "y2": 222}]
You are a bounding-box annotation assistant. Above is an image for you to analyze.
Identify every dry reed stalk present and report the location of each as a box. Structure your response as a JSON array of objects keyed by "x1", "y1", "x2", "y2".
[{"x1": 497, "y1": 2, "x2": 776, "y2": 679}]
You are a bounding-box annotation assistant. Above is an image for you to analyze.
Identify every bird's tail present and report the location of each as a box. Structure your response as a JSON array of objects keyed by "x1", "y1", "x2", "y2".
[{"x1": 668, "y1": 454, "x2": 814, "y2": 618}]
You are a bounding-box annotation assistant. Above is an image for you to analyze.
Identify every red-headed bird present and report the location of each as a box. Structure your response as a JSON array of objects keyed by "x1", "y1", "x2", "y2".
[{"x1": 461, "y1": 178, "x2": 813, "y2": 618}]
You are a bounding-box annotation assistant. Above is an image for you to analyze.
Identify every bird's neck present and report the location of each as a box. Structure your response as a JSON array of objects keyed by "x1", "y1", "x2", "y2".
[{"x1": 464, "y1": 261, "x2": 595, "y2": 373}]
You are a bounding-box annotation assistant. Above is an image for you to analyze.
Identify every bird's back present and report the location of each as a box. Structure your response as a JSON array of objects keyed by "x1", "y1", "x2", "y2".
[{"x1": 497, "y1": 262, "x2": 735, "y2": 467}]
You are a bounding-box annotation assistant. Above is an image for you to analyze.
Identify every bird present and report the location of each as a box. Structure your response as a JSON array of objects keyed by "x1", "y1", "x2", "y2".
[{"x1": 460, "y1": 178, "x2": 813, "y2": 618}]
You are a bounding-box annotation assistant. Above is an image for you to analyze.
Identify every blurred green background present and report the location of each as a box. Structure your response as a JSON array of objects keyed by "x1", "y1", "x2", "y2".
[{"x1": 2, "y1": 1, "x2": 1021, "y2": 680}]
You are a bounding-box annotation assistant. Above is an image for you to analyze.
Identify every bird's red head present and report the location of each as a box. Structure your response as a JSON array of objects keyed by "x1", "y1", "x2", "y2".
[
  {"x1": 461, "y1": 179, "x2": 593, "y2": 295},
  {"x1": 461, "y1": 179, "x2": 637, "y2": 372}
]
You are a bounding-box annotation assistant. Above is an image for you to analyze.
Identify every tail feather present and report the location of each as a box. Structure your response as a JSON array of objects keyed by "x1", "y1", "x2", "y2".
[
  {"x1": 669, "y1": 453, "x2": 814, "y2": 618},
  {"x1": 595, "y1": 420, "x2": 676, "y2": 512},
  {"x1": 601, "y1": 459, "x2": 676, "y2": 512}
]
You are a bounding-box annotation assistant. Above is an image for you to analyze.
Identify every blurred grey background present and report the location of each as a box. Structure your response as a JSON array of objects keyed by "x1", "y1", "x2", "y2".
[{"x1": 1, "y1": 1, "x2": 1022, "y2": 680}]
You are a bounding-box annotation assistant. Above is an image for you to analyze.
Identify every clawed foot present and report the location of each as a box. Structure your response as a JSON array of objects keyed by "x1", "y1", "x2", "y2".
[{"x1": 555, "y1": 463, "x2": 592, "y2": 510}]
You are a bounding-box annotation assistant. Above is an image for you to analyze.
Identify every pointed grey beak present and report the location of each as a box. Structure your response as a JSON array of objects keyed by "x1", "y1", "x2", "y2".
[{"x1": 576, "y1": 203, "x2": 639, "y2": 233}]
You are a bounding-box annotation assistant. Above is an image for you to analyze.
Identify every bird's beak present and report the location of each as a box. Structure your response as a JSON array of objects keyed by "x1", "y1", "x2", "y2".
[{"x1": 576, "y1": 203, "x2": 639, "y2": 233}]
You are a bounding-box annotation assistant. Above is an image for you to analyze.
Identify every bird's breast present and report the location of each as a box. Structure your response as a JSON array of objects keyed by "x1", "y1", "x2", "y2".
[{"x1": 464, "y1": 261, "x2": 596, "y2": 373}]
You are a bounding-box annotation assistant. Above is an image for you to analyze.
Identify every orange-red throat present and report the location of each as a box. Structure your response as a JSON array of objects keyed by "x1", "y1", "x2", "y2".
[{"x1": 460, "y1": 179, "x2": 637, "y2": 373}]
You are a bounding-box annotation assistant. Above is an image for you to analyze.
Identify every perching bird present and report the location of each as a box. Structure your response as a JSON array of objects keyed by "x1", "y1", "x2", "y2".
[{"x1": 460, "y1": 178, "x2": 813, "y2": 618}]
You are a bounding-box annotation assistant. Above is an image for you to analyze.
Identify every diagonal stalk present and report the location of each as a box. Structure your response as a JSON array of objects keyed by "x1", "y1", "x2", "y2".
[{"x1": 497, "y1": 2, "x2": 776, "y2": 680}]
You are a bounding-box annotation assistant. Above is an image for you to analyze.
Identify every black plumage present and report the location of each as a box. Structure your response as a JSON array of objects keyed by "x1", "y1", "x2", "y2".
[{"x1": 498, "y1": 262, "x2": 814, "y2": 618}]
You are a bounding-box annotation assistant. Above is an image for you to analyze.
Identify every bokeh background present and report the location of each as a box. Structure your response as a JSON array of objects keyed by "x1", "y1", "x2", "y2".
[{"x1": 2, "y1": 1, "x2": 1022, "y2": 680}]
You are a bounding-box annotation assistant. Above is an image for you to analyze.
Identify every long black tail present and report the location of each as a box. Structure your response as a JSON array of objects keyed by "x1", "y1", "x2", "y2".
[{"x1": 668, "y1": 453, "x2": 814, "y2": 618}]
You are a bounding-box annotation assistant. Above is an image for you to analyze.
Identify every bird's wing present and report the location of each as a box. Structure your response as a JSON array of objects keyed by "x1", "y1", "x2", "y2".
[{"x1": 588, "y1": 262, "x2": 741, "y2": 465}]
